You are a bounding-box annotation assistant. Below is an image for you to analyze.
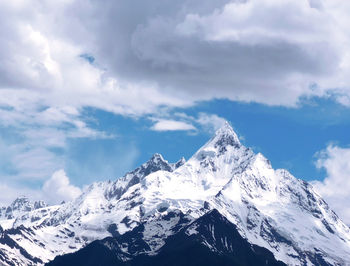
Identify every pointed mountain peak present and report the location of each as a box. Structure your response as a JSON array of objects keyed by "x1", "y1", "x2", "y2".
[
  {"x1": 211, "y1": 121, "x2": 241, "y2": 150},
  {"x1": 192, "y1": 121, "x2": 242, "y2": 161},
  {"x1": 214, "y1": 121, "x2": 239, "y2": 141},
  {"x1": 149, "y1": 153, "x2": 166, "y2": 164},
  {"x1": 132, "y1": 153, "x2": 173, "y2": 177},
  {"x1": 4, "y1": 196, "x2": 33, "y2": 215},
  {"x1": 34, "y1": 200, "x2": 47, "y2": 209},
  {"x1": 106, "y1": 153, "x2": 176, "y2": 200},
  {"x1": 8, "y1": 196, "x2": 47, "y2": 211},
  {"x1": 174, "y1": 157, "x2": 186, "y2": 169},
  {"x1": 11, "y1": 196, "x2": 30, "y2": 206},
  {"x1": 13, "y1": 195, "x2": 29, "y2": 201}
]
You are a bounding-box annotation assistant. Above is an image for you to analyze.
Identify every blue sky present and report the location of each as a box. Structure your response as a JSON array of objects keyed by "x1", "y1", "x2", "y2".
[
  {"x1": 1, "y1": 0, "x2": 350, "y2": 223},
  {"x1": 60, "y1": 97, "x2": 350, "y2": 187}
]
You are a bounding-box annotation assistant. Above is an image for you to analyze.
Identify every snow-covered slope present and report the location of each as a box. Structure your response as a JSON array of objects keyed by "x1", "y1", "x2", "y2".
[
  {"x1": 0, "y1": 196, "x2": 47, "y2": 221},
  {"x1": 0, "y1": 154, "x2": 186, "y2": 265},
  {"x1": 0, "y1": 122, "x2": 350, "y2": 265},
  {"x1": 48, "y1": 209, "x2": 286, "y2": 266}
]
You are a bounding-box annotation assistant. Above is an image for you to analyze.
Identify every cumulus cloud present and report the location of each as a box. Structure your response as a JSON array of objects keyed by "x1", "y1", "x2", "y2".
[
  {"x1": 91, "y1": 0, "x2": 350, "y2": 106},
  {"x1": 0, "y1": 1, "x2": 191, "y2": 119},
  {"x1": 1, "y1": 0, "x2": 350, "y2": 126},
  {"x1": 0, "y1": 169, "x2": 82, "y2": 206},
  {"x1": 312, "y1": 145, "x2": 350, "y2": 225},
  {"x1": 2, "y1": 0, "x2": 350, "y2": 117},
  {"x1": 42, "y1": 169, "x2": 82, "y2": 204},
  {"x1": 0, "y1": 0, "x2": 194, "y2": 186}
]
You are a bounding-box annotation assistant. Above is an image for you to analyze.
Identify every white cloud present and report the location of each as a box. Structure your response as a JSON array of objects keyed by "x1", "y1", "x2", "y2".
[
  {"x1": 0, "y1": 1, "x2": 192, "y2": 187},
  {"x1": 196, "y1": 113, "x2": 227, "y2": 133},
  {"x1": 151, "y1": 119, "x2": 196, "y2": 131},
  {"x1": 0, "y1": 183, "x2": 41, "y2": 206},
  {"x1": 42, "y1": 169, "x2": 82, "y2": 204},
  {"x1": 149, "y1": 112, "x2": 230, "y2": 134},
  {"x1": 0, "y1": 169, "x2": 82, "y2": 206},
  {"x1": 130, "y1": 0, "x2": 350, "y2": 106},
  {"x1": 2, "y1": 0, "x2": 350, "y2": 118},
  {"x1": 1, "y1": 0, "x2": 350, "y2": 128},
  {"x1": 2, "y1": 0, "x2": 350, "y2": 205},
  {"x1": 0, "y1": 1, "x2": 191, "y2": 119},
  {"x1": 311, "y1": 145, "x2": 350, "y2": 225}
]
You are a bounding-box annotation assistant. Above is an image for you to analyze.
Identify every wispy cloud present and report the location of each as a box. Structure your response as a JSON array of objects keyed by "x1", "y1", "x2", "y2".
[
  {"x1": 196, "y1": 113, "x2": 226, "y2": 133},
  {"x1": 149, "y1": 112, "x2": 229, "y2": 134},
  {"x1": 150, "y1": 119, "x2": 196, "y2": 131}
]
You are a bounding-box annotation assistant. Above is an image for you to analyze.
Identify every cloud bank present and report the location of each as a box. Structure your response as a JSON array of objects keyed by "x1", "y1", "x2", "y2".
[{"x1": 2, "y1": 0, "x2": 350, "y2": 117}]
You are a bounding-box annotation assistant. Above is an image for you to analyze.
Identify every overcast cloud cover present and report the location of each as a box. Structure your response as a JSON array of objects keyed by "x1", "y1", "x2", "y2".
[
  {"x1": 2, "y1": 0, "x2": 350, "y2": 113},
  {"x1": 0, "y1": 0, "x2": 350, "y2": 221}
]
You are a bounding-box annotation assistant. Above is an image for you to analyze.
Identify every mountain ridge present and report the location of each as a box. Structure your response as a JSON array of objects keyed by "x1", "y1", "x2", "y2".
[
  {"x1": 0, "y1": 122, "x2": 349, "y2": 265},
  {"x1": 47, "y1": 209, "x2": 286, "y2": 266}
]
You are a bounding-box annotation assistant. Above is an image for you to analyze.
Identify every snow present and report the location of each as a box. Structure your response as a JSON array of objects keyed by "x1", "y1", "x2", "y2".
[{"x1": 0, "y1": 122, "x2": 350, "y2": 265}]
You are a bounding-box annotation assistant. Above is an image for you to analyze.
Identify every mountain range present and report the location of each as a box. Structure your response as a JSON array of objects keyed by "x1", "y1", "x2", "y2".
[{"x1": 0, "y1": 122, "x2": 349, "y2": 265}]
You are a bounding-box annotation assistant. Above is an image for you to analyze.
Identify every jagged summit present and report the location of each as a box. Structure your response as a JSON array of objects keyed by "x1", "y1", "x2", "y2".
[
  {"x1": 6, "y1": 196, "x2": 47, "y2": 211},
  {"x1": 193, "y1": 121, "x2": 244, "y2": 161},
  {"x1": 149, "y1": 153, "x2": 166, "y2": 163},
  {"x1": 10, "y1": 196, "x2": 31, "y2": 211},
  {"x1": 213, "y1": 121, "x2": 240, "y2": 147},
  {"x1": 0, "y1": 196, "x2": 47, "y2": 221},
  {"x1": 137, "y1": 153, "x2": 185, "y2": 174},
  {"x1": 174, "y1": 157, "x2": 186, "y2": 169},
  {"x1": 203, "y1": 121, "x2": 241, "y2": 151},
  {"x1": 103, "y1": 153, "x2": 185, "y2": 201},
  {"x1": 137, "y1": 153, "x2": 173, "y2": 175}
]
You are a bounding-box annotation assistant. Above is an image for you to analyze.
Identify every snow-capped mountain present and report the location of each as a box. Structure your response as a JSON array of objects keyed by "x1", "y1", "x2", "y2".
[
  {"x1": 0, "y1": 153, "x2": 186, "y2": 265},
  {"x1": 0, "y1": 196, "x2": 47, "y2": 221},
  {"x1": 48, "y1": 209, "x2": 286, "y2": 266},
  {"x1": 1, "y1": 122, "x2": 350, "y2": 265}
]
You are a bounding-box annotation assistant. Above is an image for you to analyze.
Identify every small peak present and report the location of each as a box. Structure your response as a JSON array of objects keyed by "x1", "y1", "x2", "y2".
[
  {"x1": 135, "y1": 153, "x2": 173, "y2": 177},
  {"x1": 34, "y1": 200, "x2": 47, "y2": 209},
  {"x1": 11, "y1": 196, "x2": 30, "y2": 205},
  {"x1": 174, "y1": 157, "x2": 186, "y2": 169},
  {"x1": 14, "y1": 195, "x2": 28, "y2": 200},
  {"x1": 252, "y1": 153, "x2": 272, "y2": 168},
  {"x1": 150, "y1": 153, "x2": 166, "y2": 163},
  {"x1": 147, "y1": 153, "x2": 170, "y2": 168},
  {"x1": 8, "y1": 196, "x2": 32, "y2": 212}
]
